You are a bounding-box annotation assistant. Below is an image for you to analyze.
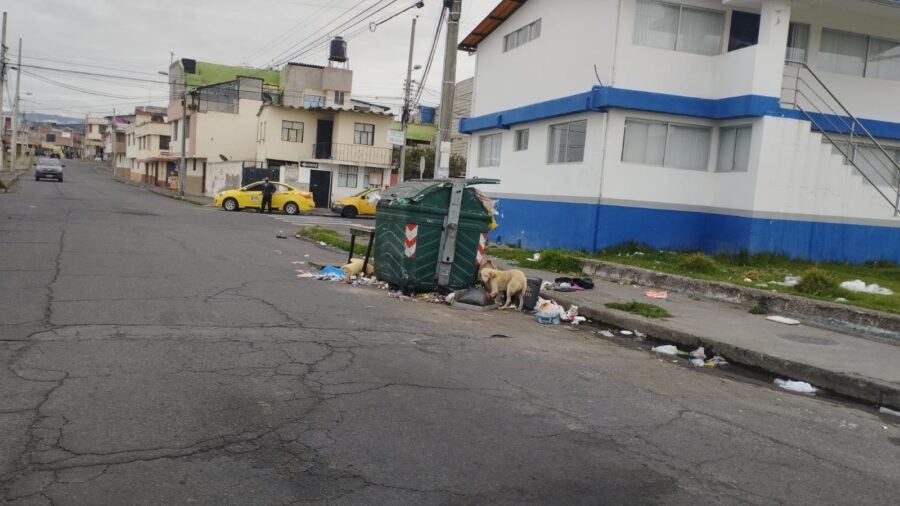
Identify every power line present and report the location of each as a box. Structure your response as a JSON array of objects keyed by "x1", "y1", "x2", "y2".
[
  {"x1": 9, "y1": 53, "x2": 166, "y2": 77},
  {"x1": 412, "y1": 5, "x2": 445, "y2": 107},
  {"x1": 265, "y1": 0, "x2": 376, "y2": 67},
  {"x1": 242, "y1": 0, "x2": 351, "y2": 65},
  {"x1": 14, "y1": 63, "x2": 169, "y2": 84},
  {"x1": 22, "y1": 70, "x2": 155, "y2": 100}
]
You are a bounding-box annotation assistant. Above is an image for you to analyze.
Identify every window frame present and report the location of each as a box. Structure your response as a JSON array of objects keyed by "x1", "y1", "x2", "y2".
[
  {"x1": 633, "y1": 0, "x2": 725, "y2": 56},
  {"x1": 819, "y1": 27, "x2": 900, "y2": 81},
  {"x1": 363, "y1": 167, "x2": 384, "y2": 188},
  {"x1": 622, "y1": 117, "x2": 713, "y2": 171},
  {"x1": 353, "y1": 123, "x2": 375, "y2": 146},
  {"x1": 514, "y1": 128, "x2": 530, "y2": 151},
  {"x1": 503, "y1": 19, "x2": 542, "y2": 52},
  {"x1": 716, "y1": 124, "x2": 753, "y2": 173},
  {"x1": 281, "y1": 120, "x2": 304, "y2": 143},
  {"x1": 334, "y1": 91, "x2": 345, "y2": 106},
  {"x1": 337, "y1": 165, "x2": 359, "y2": 188},
  {"x1": 548, "y1": 119, "x2": 587, "y2": 164},
  {"x1": 785, "y1": 22, "x2": 810, "y2": 63},
  {"x1": 478, "y1": 133, "x2": 503, "y2": 167},
  {"x1": 303, "y1": 94, "x2": 325, "y2": 108}
]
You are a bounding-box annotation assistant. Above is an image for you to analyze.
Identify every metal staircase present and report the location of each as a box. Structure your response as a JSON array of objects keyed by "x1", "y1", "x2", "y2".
[{"x1": 782, "y1": 60, "x2": 900, "y2": 216}]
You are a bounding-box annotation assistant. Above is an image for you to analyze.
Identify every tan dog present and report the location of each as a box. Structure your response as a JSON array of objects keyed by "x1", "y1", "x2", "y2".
[
  {"x1": 478, "y1": 258, "x2": 499, "y2": 273},
  {"x1": 480, "y1": 267, "x2": 527, "y2": 310}
]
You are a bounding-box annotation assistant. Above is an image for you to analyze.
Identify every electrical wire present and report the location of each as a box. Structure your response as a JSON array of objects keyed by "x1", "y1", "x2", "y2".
[
  {"x1": 242, "y1": 0, "x2": 351, "y2": 65},
  {"x1": 412, "y1": 5, "x2": 445, "y2": 108},
  {"x1": 15, "y1": 64, "x2": 169, "y2": 84}
]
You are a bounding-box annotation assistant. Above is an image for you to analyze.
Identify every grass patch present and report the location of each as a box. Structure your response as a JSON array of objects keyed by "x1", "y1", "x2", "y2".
[
  {"x1": 485, "y1": 246, "x2": 583, "y2": 274},
  {"x1": 485, "y1": 242, "x2": 900, "y2": 315},
  {"x1": 296, "y1": 226, "x2": 368, "y2": 255},
  {"x1": 795, "y1": 268, "x2": 845, "y2": 298},
  {"x1": 605, "y1": 300, "x2": 672, "y2": 319}
]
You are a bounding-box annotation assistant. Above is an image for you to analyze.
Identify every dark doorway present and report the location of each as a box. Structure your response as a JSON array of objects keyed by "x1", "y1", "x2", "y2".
[
  {"x1": 315, "y1": 120, "x2": 333, "y2": 159},
  {"x1": 309, "y1": 169, "x2": 331, "y2": 208},
  {"x1": 728, "y1": 11, "x2": 760, "y2": 52},
  {"x1": 241, "y1": 166, "x2": 279, "y2": 186}
]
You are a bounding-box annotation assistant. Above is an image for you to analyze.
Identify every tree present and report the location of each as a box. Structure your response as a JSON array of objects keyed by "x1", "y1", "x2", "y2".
[{"x1": 393, "y1": 145, "x2": 468, "y2": 180}]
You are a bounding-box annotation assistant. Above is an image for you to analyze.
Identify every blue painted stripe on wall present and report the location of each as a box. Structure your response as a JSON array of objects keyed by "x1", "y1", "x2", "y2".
[
  {"x1": 460, "y1": 86, "x2": 900, "y2": 142},
  {"x1": 490, "y1": 197, "x2": 900, "y2": 263}
]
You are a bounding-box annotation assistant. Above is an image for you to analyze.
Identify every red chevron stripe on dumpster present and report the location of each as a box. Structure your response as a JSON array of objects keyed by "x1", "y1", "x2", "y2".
[
  {"x1": 404, "y1": 224, "x2": 418, "y2": 259},
  {"x1": 475, "y1": 232, "x2": 487, "y2": 265}
]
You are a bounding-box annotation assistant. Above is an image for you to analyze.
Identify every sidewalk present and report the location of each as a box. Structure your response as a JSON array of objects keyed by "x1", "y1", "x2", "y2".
[
  {"x1": 502, "y1": 259, "x2": 900, "y2": 408},
  {"x1": 112, "y1": 176, "x2": 213, "y2": 206},
  {"x1": 0, "y1": 168, "x2": 29, "y2": 191}
]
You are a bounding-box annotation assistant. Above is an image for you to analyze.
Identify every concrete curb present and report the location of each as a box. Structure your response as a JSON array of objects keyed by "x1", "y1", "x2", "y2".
[
  {"x1": 545, "y1": 290, "x2": 899, "y2": 408},
  {"x1": 0, "y1": 169, "x2": 28, "y2": 192},
  {"x1": 579, "y1": 258, "x2": 900, "y2": 342}
]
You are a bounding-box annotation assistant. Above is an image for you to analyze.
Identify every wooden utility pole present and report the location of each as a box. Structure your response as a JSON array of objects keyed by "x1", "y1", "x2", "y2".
[
  {"x1": 10, "y1": 37, "x2": 20, "y2": 170},
  {"x1": 0, "y1": 12, "x2": 7, "y2": 172},
  {"x1": 398, "y1": 16, "x2": 417, "y2": 183}
]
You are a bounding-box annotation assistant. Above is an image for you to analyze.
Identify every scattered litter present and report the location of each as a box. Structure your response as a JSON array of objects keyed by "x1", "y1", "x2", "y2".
[
  {"x1": 835, "y1": 297, "x2": 848, "y2": 303},
  {"x1": 276, "y1": 234, "x2": 288, "y2": 239},
  {"x1": 651, "y1": 345, "x2": 679, "y2": 356},
  {"x1": 598, "y1": 330, "x2": 615, "y2": 338},
  {"x1": 879, "y1": 406, "x2": 900, "y2": 417},
  {"x1": 620, "y1": 330, "x2": 634, "y2": 336},
  {"x1": 770, "y1": 275, "x2": 800, "y2": 287},
  {"x1": 690, "y1": 358, "x2": 705, "y2": 368},
  {"x1": 743, "y1": 277, "x2": 753, "y2": 283},
  {"x1": 774, "y1": 379, "x2": 817, "y2": 394},
  {"x1": 571, "y1": 316, "x2": 587, "y2": 325},
  {"x1": 839, "y1": 279, "x2": 893, "y2": 295},
  {"x1": 633, "y1": 330, "x2": 646, "y2": 342},
  {"x1": 340, "y1": 258, "x2": 375, "y2": 280},
  {"x1": 536, "y1": 312, "x2": 561, "y2": 324},
  {"x1": 705, "y1": 356, "x2": 728, "y2": 368},
  {"x1": 318, "y1": 241, "x2": 327, "y2": 246},
  {"x1": 690, "y1": 347, "x2": 706, "y2": 360},
  {"x1": 644, "y1": 289, "x2": 668, "y2": 299},
  {"x1": 526, "y1": 252, "x2": 541, "y2": 262},
  {"x1": 766, "y1": 315, "x2": 800, "y2": 325},
  {"x1": 304, "y1": 254, "x2": 310, "y2": 258},
  {"x1": 291, "y1": 261, "x2": 306, "y2": 265}
]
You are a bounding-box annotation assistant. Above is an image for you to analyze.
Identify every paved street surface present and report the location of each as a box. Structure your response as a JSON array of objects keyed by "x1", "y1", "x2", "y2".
[
  {"x1": 264, "y1": 213, "x2": 369, "y2": 235},
  {"x1": 1, "y1": 161, "x2": 898, "y2": 505}
]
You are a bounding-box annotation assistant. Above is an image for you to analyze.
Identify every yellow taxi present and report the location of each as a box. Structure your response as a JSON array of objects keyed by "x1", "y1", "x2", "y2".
[
  {"x1": 330, "y1": 188, "x2": 382, "y2": 218},
  {"x1": 214, "y1": 181, "x2": 315, "y2": 214}
]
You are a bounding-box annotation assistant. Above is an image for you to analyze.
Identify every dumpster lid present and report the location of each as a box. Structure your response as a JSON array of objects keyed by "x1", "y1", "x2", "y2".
[{"x1": 381, "y1": 178, "x2": 499, "y2": 202}]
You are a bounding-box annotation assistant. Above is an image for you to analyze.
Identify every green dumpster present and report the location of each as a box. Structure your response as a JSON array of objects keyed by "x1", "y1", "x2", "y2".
[{"x1": 375, "y1": 178, "x2": 499, "y2": 293}]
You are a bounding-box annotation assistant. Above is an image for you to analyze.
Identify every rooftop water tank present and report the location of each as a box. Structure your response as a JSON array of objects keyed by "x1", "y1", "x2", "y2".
[
  {"x1": 418, "y1": 106, "x2": 436, "y2": 125},
  {"x1": 329, "y1": 37, "x2": 348, "y2": 63}
]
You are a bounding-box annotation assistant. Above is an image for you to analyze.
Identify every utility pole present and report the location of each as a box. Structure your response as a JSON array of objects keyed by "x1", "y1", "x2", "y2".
[
  {"x1": 398, "y1": 16, "x2": 417, "y2": 183},
  {"x1": 10, "y1": 37, "x2": 20, "y2": 171},
  {"x1": 434, "y1": 0, "x2": 461, "y2": 179},
  {"x1": 0, "y1": 12, "x2": 7, "y2": 172},
  {"x1": 419, "y1": 155, "x2": 425, "y2": 179},
  {"x1": 178, "y1": 82, "x2": 188, "y2": 196},
  {"x1": 110, "y1": 107, "x2": 116, "y2": 173}
]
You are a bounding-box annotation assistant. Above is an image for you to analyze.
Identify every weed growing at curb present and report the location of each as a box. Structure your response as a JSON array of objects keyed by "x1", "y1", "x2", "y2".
[
  {"x1": 605, "y1": 300, "x2": 672, "y2": 319},
  {"x1": 296, "y1": 226, "x2": 368, "y2": 255}
]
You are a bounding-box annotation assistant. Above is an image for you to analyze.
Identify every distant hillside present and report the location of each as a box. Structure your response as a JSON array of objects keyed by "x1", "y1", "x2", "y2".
[{"x1": 24, "y1": 112, "x2": 82, "y2": 125}]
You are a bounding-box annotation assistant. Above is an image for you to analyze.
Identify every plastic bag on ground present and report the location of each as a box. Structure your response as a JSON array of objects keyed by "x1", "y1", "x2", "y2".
[
  {"x1": 651, "y1": 345, "x2": 679, "y2": 356},
  {"x1": 840, "y1": 279, "x2": 893, "y2": 295},
  {"x1": 690, "y1": 347, "x2": 706, "y2": 360},
  {"x1": 774, "y1": 378, "x2": 817, "y2": 394}
]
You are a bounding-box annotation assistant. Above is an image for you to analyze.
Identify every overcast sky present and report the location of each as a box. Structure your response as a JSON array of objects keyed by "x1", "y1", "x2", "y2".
[{"x1": 2, "y1": 0, "x2": 494, "y2": 120}]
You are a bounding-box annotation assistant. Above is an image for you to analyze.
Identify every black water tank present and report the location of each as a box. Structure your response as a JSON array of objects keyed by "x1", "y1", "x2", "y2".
[{"x1": 329, "y1": 37, "x2": 348, "y2": 62}]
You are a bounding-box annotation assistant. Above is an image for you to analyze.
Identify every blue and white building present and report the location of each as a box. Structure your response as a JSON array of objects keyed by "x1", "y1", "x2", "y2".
[{"x1": 460, "y1": 0, "x2": 900, "y2": 263}]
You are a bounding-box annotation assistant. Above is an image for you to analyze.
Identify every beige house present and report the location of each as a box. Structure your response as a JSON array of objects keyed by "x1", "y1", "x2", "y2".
[
  {"x1": 83, "y1": 116, "x2": 107, "y2": 159},
  {"x1": 125, "y1": 106, "x2": 171, "y2": 185},
  {"x1": 256, "y1": 103, "x2": 393, "y2": 206}
]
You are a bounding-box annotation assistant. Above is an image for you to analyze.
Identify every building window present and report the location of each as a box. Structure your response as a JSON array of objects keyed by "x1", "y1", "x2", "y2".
[
  {"x1": 364, "y1": 167, "x2": 383, "y2": 188},
  {"x1": 354, "y1": 123, "x2": 375, "y2": 145},
  {"x1": 281, "y1": 120, "x2": 304, "y2": 142},
  {"x1": 820, "y1": 29, "x2": 900, "y2": 81},
  {"x1": 717, "y1": 125, "x2": 752, "y2": 172},
  {"x1": 548, "y1": 120, "x2": 587, "y2": 164},
  {"x1": 852, "y1": 144, "x2": 900, "y2": 187},
  {"x1": 478, "y1": 133, "x2": 502, "y2": 167},
  {"x1": 727, "y1": 11, "x2": 760, "y2": 52},
  {"x1": 633, "y1": 0, "x2": 724, "y2": 56},
  {"x1": 334, "y1": 91, "x2": 345, "y2": 106},
  {"x1": 514, "y1": 129, "x2": 529, "y2": 151},
  {"x1": 786, "y1": 22, "x2": 810, "y2": 63},
  {"x1": 172, "y1": 121, "x2": 178, "y2": 141},
  {"x1": 503, "y1": 19, "x2": 542, "y2": 52},
  {"x1": 303, "y1": 95, "x2": 325, "y2": 108},
  {"x1": 257, "y1": 121, "x2": 266, "y2": 142},
  {"x1": 623, "y1": 118, "x2": 711, "y2": 171},
  {"x1": 184, "y1": 116, "x2": 190, "y2": 139},
  {"x1": 159, "y1": 136, "x2": 170, "y2": 151},
  {"x1": 338, "y1": 165, "x2": 358, "y2": 187}
]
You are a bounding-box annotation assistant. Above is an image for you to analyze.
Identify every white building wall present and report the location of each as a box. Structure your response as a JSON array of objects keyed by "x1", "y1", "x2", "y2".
[{"x1": 192, "y1": 99, "x2": 262, "y2": 161}]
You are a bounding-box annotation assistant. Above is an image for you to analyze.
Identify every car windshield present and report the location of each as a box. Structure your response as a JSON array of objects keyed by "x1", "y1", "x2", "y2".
[
  {"x1": 351, "y1": 189, "x2": 373, "y2": 198},
  {"x1": 38, "y1": 158, "x2": 61, "y2": 166}
]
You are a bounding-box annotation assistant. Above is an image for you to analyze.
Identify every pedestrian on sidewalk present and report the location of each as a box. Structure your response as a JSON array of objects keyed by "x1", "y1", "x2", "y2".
[{"x1": 261, "y1": 177, "x2": 276, "y2": 214}]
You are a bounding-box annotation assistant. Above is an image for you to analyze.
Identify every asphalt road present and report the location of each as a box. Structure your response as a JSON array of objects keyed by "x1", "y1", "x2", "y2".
[{"x1": 1, "y1": 161, "x2": 898, "y2": 505}]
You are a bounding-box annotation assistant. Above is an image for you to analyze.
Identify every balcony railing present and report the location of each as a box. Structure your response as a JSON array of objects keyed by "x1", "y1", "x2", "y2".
[{"x1": 312, "y1": 142, "x2": 393, "y2": 167}]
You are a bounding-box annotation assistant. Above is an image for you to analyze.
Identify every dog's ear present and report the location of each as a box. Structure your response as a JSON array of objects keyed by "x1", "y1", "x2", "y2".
[{"x1": 487, "y1": 270, "x2": 497, "y2": 279}]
